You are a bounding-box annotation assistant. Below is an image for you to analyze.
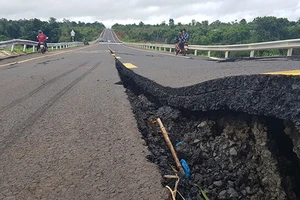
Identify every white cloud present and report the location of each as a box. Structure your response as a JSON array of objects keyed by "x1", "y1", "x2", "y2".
[{"x1": 1, "y1": 0, "x2": 299, "y2": 27}]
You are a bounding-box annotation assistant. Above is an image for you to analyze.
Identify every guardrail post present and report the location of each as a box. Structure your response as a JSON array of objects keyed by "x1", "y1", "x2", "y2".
[
  {"x1": 56, "y1": 46, "x2": 58, "y2": 50},
  {"x1": 33, "y1": 46, "x2": 35, "y2": 52},
  {"x1": 60, "y1": 45, "x2": 62, "y2": 49},
  {"x1": 208, "y1": 51, "x2": 211, "y2": 57},
  {"x1": 23, "y1": 44, "x2": 27, "y2": 52},
  {"x1": 11, "y1": 44, "x2": 15, "y2": 52},
  {"x1": 52, "y1": 46, "x2": 54, "y2": 50},
  {"x1": 225, "y1": 51, "x2": 229, "y2": 58},
  {"x1": 194, "y1": 50, "x2": 197, "y2": 56},
  {"x1": 250, "y1": 50, "x2": 255, "y2": 57},
  {"x1": 287, "y1": 48, "x2": 293, "y2": 56},
  {"x1": 170, "y1": 48, "x2": 172, "y2": 53}
]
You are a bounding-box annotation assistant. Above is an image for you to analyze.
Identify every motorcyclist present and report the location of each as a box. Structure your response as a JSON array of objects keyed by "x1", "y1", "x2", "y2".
[
  {"x1": 179, "y1": 28, "x2": 189, "y2": 51},
  {"x1": 37, "y1": 30, "x2": 48, "y2": 51},
  {"x1": 175, "y1": 30, "x2": 183, "y2": 53}
]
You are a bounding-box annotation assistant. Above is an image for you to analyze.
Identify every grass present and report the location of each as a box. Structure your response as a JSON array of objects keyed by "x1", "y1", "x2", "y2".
[
  {"x1": 0, "y1": 45, "x2": 36, "y2": 54},
  {"x1": 0, "y1": 44, "x2": 63, "y2": 56}
]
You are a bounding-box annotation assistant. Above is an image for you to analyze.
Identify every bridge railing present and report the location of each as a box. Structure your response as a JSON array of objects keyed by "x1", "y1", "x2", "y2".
[
  {"x1": 0, "y1": 39, "x2": 84, "y2": 53},
  {"x1": 124, "y1": 39, "x2": 300, "y2": 58},
  {"x1": 0, "y1": 29, "x2": 107, "y2": 53}
]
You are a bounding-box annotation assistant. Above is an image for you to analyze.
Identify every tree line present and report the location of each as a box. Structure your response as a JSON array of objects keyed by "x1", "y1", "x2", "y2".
[
  {"x1": 112, "y1": 16, "x2": 300, "y2": 45},
  {"x1": 0, "y1": 17, "x2": 105, "y2": 43}
]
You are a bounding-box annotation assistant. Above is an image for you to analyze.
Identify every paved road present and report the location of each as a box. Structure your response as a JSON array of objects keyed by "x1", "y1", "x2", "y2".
[
  {"x1": 1, "y1": 29, "x2": 299, "y2": 199},
  {"x1": 106, "y1": 31, "x2": 299, "y2": 87},
  {"x1": 101, "y1": 29, "x2": 120, "y2": 43},
  {"x1": 0, "y1": 44, "x2": 166, "y2": 199}
]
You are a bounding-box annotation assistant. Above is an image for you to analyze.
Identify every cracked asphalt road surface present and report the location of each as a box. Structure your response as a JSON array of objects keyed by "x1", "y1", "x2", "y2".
[{"x1": 0, "y1": 44, "x2": 167, "y2": 200}]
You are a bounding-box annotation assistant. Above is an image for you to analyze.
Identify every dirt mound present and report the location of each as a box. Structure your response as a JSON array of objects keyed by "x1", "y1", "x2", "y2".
[{"x1": 116, "y1": 59, "x2": 300, "y2": 199}]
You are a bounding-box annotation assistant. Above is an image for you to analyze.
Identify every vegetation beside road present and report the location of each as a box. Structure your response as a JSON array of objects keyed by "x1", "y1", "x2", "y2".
[
  {"x1": 0, "y1": 17, "x2": 105, "y2": 43},
  {"x1": 0, "y1": 46, "x2": 35, "y2": 54},
  {"x1": 112, "y1": 16, "x2": 300, "y2": 57},
  {"x1": 112, "y1": 16, "x2": 300, "y2": 45}
]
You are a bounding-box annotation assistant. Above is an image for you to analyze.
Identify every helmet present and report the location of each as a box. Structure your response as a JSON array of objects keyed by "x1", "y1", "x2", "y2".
[{"x1": 38, "y1": 30, "x2": 43, "y2": 34}]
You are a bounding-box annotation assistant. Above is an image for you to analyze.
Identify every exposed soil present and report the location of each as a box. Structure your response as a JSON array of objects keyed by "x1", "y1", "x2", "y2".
[{"x1": 116, "y1": 59, "x2": 300, "y2": 200}]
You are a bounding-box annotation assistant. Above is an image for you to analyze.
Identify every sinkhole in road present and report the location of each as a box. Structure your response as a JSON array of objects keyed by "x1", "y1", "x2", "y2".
[
  {"x1": 126, "y1": 90, "x2": 300, "y2": 200},
  {"x1": 115, "y1": 59, "x2": 300, "y2": 199}
]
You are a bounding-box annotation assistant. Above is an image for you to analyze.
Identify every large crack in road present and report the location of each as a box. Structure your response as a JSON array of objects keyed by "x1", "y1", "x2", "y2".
[{"x1": 115, "y1": 59, "x2": 300, "y2": 199}]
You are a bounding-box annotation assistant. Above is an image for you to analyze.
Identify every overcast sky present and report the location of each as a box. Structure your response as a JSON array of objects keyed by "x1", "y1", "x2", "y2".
[{"x1": 1, "y1": 0, "x2": 300, "y2": 27}]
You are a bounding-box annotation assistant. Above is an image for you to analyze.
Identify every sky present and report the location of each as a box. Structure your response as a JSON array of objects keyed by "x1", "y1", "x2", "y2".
[{"x1": 1, "y1": 0, "x2": 300, "y2": 27}]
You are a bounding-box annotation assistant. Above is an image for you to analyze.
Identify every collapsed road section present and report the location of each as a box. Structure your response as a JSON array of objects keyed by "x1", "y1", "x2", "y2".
[{"x1": 115, "y1": 58, "x2": 300, "y2": 200}]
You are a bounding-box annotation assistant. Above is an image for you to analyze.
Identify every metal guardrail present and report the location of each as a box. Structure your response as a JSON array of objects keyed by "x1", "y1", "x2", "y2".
[
  {"x1": 0, "y1": 39, "x2": 84, "y2": 53},
  {"x1": 124, "y1": 39, "x2": 300, "y2": 58},
  {"x1": 0, "y1": 29, "x2": 106, "y2": 53}
]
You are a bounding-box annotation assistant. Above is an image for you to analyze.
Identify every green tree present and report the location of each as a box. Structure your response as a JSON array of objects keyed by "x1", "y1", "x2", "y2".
[
  {"x1": 139, "y1": 21, "x2": 144, "y2": 27},
  {"x1": 253, "y1": 16, "x2": 289, "y2": 41},
  {"x1": 169, "y1": 19, "x2": 174, "y2": 26},
  {"x1": 239, "y1": 19, "x2": 247, "y2": 25},
  {"x1": 191, "y1": 19, "x2": 196, "y2": 26},
  {"x1": 5, "y1": 22, "x2": 20, "y2": 39}
]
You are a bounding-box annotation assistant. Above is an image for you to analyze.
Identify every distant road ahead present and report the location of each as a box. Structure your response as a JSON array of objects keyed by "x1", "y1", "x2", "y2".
[{"x1": 101, "y1": 28, "x2": 121, "y2": 43}]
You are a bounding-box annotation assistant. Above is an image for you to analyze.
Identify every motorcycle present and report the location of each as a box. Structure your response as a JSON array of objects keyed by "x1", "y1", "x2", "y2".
[
  {"x1": 38, "y1": 37, "x2": 48, "y2": 54},
  {"x1": 175, "y1": 42, "x2": 189, "y2": 56}
]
